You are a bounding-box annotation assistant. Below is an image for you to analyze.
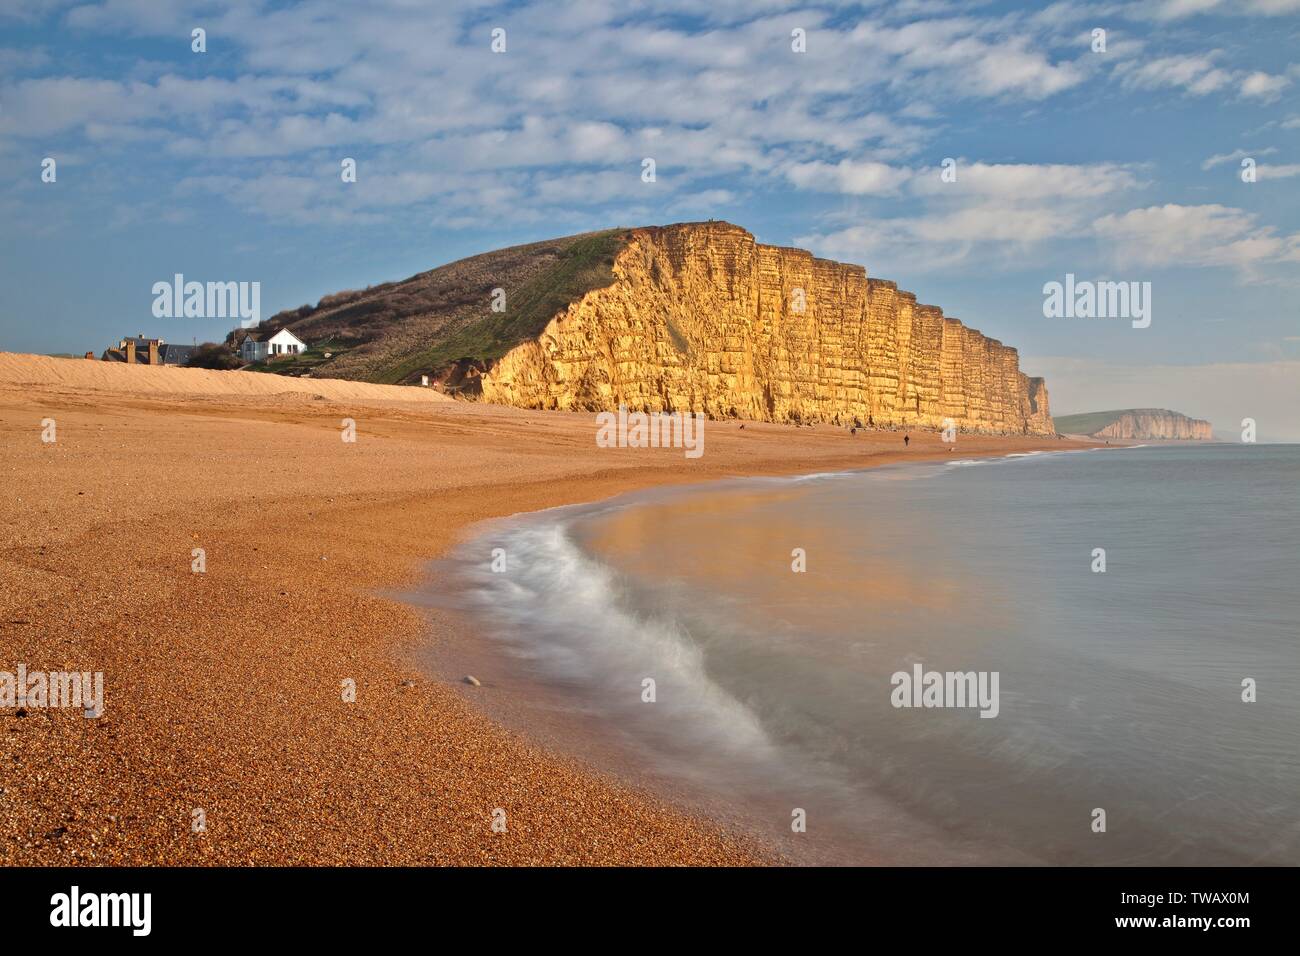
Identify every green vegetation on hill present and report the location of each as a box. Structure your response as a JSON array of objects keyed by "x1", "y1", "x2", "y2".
[
  {"x1": 372, "y1": 229, "x2": 625, "y2": 384},
  {"x1": 1052, "y1": 410, "x2": 1130, "y2": 435},
  {"x1": 241, "y1": 228, "x2": 629, "y2": 386}
]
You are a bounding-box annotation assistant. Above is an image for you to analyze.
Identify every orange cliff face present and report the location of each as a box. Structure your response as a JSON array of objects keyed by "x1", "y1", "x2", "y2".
[{"x1": 480, "y1": 222, "x2": 1055, "y2": 436}]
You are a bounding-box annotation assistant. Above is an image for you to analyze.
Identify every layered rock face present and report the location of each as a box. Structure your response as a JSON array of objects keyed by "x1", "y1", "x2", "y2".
[
  {"x1": 1085, "y1": 410, "x2": 1213, "y2": 441},
  {"x1": 481, "y1": 222, "x2": 1054, "y2": 435}
]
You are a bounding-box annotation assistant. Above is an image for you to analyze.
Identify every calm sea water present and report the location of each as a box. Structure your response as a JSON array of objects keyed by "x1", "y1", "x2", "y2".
[{"x1": 436, "y1": 444, "x2": 1300, "y2": 865}]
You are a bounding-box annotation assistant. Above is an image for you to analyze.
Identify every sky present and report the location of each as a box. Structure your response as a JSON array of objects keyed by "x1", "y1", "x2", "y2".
[{"x1": 1, "y1": 0, "x2": 1298, "y2": 438}]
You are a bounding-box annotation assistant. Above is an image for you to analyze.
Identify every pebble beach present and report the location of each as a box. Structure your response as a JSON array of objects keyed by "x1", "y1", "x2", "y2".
[{"x1": 0, "y1": 354, "x2": 1080, "y2": 865}]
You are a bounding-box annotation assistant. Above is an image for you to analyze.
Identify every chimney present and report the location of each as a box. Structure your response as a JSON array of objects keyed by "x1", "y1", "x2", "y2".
[
  {"x1": 125, "y1": 339, "x2": 136, "y2": 364},
  {"x1": 148, "y1": 341, "x2": 159, "y2": 365}
]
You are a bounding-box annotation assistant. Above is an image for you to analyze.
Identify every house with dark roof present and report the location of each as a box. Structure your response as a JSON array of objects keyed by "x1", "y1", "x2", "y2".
[
  {"x1": 100, "y1": 335, "x2": 199, "y2": 366},
  {"x1": 157, "y1": 343, "x2": 196, "y2": 365}
]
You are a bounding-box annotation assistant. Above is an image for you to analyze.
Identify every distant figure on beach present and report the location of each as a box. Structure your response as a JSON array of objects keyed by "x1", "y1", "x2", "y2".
[
  {"x1": 851, "y1": 427, "x2": 857, "y2": 435},
  {"x1": 868, "y1": 415, "x2": 874, "y2": 427},
  {"x1": 904, "y1": 434, "x2": 910, "y2": 447}
]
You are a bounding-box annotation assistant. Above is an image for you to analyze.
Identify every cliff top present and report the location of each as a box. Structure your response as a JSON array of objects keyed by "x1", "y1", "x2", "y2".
[
  {"x1": 252, "y1": 227, "x2": 631, "y2": 384},
  {"x1": 240, "y1": 219, "x2": 1013, "y2": 389},
  {"x1": 1054, "y1": 409, "x2": 1211, "y2": 435},
  {"x1": 238, "y1": 221, "x2": 766, "y2": 384}
]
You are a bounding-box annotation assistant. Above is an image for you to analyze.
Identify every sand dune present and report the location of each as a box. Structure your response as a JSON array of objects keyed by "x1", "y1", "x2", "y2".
[{"x1": 0, "y1": 352, "x2": 451, "y2": 403}]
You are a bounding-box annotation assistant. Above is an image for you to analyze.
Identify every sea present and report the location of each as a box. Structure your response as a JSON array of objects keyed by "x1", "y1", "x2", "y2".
[{"x1": 425, "y1": 444, "x2": 1300, "y2": 865}]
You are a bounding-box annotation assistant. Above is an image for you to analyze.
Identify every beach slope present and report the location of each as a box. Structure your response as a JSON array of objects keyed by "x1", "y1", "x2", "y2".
[{"x1": 0, "y1": 353, "x2": 1078, "y2": 864}]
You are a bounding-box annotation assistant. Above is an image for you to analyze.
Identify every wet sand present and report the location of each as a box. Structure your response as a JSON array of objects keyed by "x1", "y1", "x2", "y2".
[{"x1": 0, "y1": 354, "x2": 1085, "y2": 865}]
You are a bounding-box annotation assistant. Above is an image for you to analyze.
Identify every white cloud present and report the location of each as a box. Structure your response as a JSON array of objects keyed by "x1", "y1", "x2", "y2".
[
  {"x1": 1142, "y1": 0, "x2": 1300, "y2": 18},
  {"x1": 0, "y1": 0, "x2": 1293, "y2": 246},
  {"x1": 848, "y1": 17, "x2": 1087, "y2": 100},
  {"x1": 1201, "y1": 147, "x2": 1276, "y2": 170},
  {"x1": 1145, "y1": 0, "x2": 1228, "y2": 19},
  {"x1": 1245, "y1": 0, "x2": 1300, "y2": 11},
  {"x1": 1115, "y1": 53, "x2": 1290, "y2": 99},
  {"x1": 909, "y1": 162, "x2": 1141, "y2": 199},
  {"x1": 785, "y1": 159, "x2": 912, "y2": 195},
  {"x1": 1092, "y1": 204, "x2": 1300, "y2": 271},
  {"x1": 1240, "y1": 71, "x2": 1291, "y2": 100},
  {"x1": 1109, "y1": 40, "x2": 1291, "y2": 100},
  {"x1": 1117, "y1": 52, "x2": 1235, "y2": 96},
  {"x1": 794, "y1": 162, "x2": 1142, "y2": 273},
  {"x1": 0, "y1": 0, "x2": 75, "y2": 23},
  {"x1": 1257, "y1": 162, "x2": 1300, "y2": 180},
  {"x1": 788, "y1": 160, "x2": 1140, "y2": 200},
  {"x1": 535, "y1": 168, "x2": 673, "y2": 205},
  {"x1": 0, "y1": 72, "x2": 369, "y2": 139},
  {"x1": 798, "y1": 203, "x2": 1074, "y2": 274}
]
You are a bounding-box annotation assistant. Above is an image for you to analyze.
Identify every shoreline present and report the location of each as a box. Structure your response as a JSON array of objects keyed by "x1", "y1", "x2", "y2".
[
  {"x1": 414, "y1": 445, "x2": 1109, "y2": 865},
  {"x1": 0, "y1": 362, "x2": 1096, "y2": 865}
]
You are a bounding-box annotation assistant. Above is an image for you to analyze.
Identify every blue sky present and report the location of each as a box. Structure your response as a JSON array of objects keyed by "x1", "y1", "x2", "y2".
[{"x1": 2, "y1": 0, "x2": 1298, "y2": 436}]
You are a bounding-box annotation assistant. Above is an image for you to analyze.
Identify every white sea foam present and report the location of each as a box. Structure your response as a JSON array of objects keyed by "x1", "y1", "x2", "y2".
[{"x1": 456, "y1": 519, "x2": 778, "y2": 762}]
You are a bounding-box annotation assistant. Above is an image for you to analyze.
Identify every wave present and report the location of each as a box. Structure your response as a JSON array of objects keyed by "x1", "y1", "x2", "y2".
[
  {"x1": 440, "y1": 503, "x2": 977, "y2": 863},
  {"x1": 785, "y1": 470, "x2": 855, "y2": 482},
  {"x1": 448, "y1": 517, "x2": 779, "y2": 763}
]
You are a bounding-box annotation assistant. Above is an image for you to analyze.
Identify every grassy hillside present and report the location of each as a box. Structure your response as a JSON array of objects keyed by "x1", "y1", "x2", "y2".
[
  {"x1": 1053, "y1": 408, "x2": 1201, "y2": 435},
  {"x1": 243, "y1": 229, "x2": 628, "y2": 386},
  {"x1": 1051, "y1": 410, "x2": 1130, "y2": 435},
  {"x1": 373, "y1": 230, "x2": 627, "y2": 385}
]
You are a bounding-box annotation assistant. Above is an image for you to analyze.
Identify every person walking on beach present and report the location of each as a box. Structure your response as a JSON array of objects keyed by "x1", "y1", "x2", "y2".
[{"x1": 903, "y1": 433, "x2": 910, "y2": 447}]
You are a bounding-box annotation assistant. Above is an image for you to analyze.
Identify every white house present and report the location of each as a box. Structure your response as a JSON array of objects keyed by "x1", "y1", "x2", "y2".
[{"x1": 241, "y1": 328, "x2": 307, "y2": 364}]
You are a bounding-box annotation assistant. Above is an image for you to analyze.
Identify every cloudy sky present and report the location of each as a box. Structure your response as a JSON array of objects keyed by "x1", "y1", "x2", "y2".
[{"x1": 2, "y1": 0, "x2": 1298, "y2": 437}]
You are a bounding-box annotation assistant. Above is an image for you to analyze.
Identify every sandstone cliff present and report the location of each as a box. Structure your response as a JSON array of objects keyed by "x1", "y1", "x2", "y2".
[
  {"x1": 1053, "y1": 409, "x2": 1213, "y2": 441},
  {"x1": 481, "y1": 222, "x2": 1053, "y2": 435}
]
